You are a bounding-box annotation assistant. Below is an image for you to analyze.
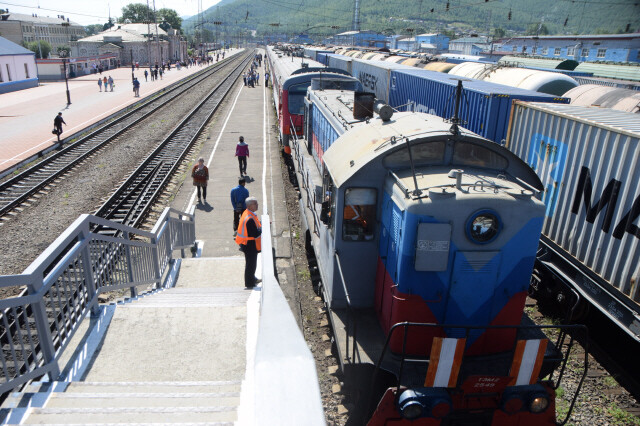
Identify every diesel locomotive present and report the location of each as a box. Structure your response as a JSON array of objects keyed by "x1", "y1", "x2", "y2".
[{"x1": 266, "y1": 46, "x2": 586, "y2": 425}]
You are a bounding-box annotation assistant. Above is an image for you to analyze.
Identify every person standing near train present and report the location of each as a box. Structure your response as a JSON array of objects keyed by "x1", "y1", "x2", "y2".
[
  {"x1": 230, "y1": 178, "x2": 249, "y2": 236},
  {"x1": 191, "y1": 157, "x2": 209, "y2": 204},
  {"x1": 235, "y1": 136, "x2": 249, "y2": 176},
  {"x1": 235, "y1": 197, "x2": 261, "y2": 288}
]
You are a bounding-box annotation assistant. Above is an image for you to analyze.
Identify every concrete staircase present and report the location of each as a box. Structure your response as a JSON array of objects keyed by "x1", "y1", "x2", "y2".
[
  {"x1": 0, "y1": 257, "x2": 258, "y2": 425},
  {"x1": 3, "y1": 380, "x2": 241, "y2": 424}
]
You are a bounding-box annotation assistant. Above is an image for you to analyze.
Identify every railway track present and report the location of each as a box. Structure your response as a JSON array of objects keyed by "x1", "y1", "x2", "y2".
[
  {"x1": 0, "y1": 50, "x2": 255, "y2": 397},
  {"x1": 0, "y1": 52, "x2": 246, "y2": 219},
  {"x1": 94, "y1": 50, "x2": 254, "y2": 231}
]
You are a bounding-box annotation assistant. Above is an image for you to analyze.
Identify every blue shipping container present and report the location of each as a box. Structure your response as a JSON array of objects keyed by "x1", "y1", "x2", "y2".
[
  {"x1": 389, "y1": 69, "x2": 569, "y2": 143},
  {"x1": 317, "y1": 53, "x2": 329, "y2": 66}
]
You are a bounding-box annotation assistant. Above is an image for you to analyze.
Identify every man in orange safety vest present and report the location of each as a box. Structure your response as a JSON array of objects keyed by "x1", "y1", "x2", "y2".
[{"x1": 235, "y1": 197, "x2": 262, "y2": 288}]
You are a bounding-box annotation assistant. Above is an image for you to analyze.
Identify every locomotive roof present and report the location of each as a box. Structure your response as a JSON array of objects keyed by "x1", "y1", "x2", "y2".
[{"x1": 322, "y1": 111, "x2": 544, "y2": 191}]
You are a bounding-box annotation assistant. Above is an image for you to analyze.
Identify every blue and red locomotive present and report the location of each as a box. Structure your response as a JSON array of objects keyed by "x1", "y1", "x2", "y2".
[{"x1": 266, "y1": 46, "x2": 586, "y2": 425}]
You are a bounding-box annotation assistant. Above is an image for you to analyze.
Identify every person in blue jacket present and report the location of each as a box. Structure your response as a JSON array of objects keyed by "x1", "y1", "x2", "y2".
[{"x1": 230, "y1": 178, "x2": 250, "y2": 236}]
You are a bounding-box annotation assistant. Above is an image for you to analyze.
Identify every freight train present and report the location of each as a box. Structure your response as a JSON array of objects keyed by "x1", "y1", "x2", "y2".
[
  {"x1": 266, "y1": 46, "x2": 586, "y2": 425},
  {"x1": 289, "y1": 44, "x2": 640, "y2": 347}
]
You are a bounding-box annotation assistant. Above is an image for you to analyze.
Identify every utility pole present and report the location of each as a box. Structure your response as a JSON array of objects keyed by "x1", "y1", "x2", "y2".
[
  {"x1": 146, "y1": 0, "x2": 152, "y2": 66},
  {"x1": 153, "y1": 0, "x2": 162, "y2": 66},
  {"x1": 352, "y1": 0, "x2": 361, "y2": 32}
]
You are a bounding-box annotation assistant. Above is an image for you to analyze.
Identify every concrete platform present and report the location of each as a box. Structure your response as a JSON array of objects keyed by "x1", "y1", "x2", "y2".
[
  {"x1": 0, "y1": 49, "x2": 243, "y2": 174},
  {"x1": 0, "y1": 51, "x2": 321, "y2": 425}
]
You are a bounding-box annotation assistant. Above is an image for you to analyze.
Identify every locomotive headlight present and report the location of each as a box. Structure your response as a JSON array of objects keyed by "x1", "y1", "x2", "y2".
[
  {"x1": 397, "y1": 388, "x2": 452, "y2": 420},
  {"x1": 466, "y1": 210, "x2": 502, "y2": 244},
  {"x1": 529, "y1": 394, "x2": 549, "y2": 413}
]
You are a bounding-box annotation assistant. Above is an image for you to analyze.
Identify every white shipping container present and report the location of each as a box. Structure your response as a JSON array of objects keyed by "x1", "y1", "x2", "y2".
[
  {"x1": 350, "y1": 58, "x2": 412, "y2": 103},
  {"x1": 506, "y1": 101, "x2": 640, "y2": 336}
]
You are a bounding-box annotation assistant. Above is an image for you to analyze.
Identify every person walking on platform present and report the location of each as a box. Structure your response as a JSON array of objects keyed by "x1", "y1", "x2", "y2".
[
  {"x1": 235, "y1": 197, "x2": 261, "y2": 288},
  {"x1": 144, "y1": 70, "x2": 148, "y2": 81},
  {"x1": 230, "y1": 178, "x2": 249, "y2": 236},
  {"x1": 133, "y1": 78, "x2": 140, "y2": 97},
  {"x1": 265, "y1": 72, "x2": 269, "y2": 88},
  {"x1": 53, "y1": 112, "x2": 66, "y2": 141},
  {"x1": 97, "y1": 77, "x2": 102, "y2": 92},
  {"x1": 108, "y1": 76, "x2": 114, "y2": 92},
  {"x1": 103, "y1": 77, "x2": 108, "y2": 93},
  {"x1": 235, "y1": 136, "x2": 249, "y2": 176},
  {"x1": 242, "y1": 72, "x2": 247, "y2": 86},
  {"x1": 191, "y1": 157, "x2": 209, "y2": 204},
  {"x1": 159, "y1": 68, "x2": 163, "y2": 80}
]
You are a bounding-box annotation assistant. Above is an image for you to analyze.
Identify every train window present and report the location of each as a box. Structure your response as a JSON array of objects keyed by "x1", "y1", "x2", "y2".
[
  {"x1": 452, "y1": 142, "x2": 508, "y2": 170},
  {"x1": 342, "y1": 188, "x2": 377, "y2": 242},
  {"x1": 382, "y1": 141, "x2": 446, "y2": 169},
  {"x1": 288, "y1": 83, "x2": 309, "y2": 115},
  {"x1": 321, "y1": 172, "x2": 336, "y2": 229}
]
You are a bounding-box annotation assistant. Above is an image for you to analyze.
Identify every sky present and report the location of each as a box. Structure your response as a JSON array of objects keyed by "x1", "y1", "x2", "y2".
[{"x1": 0, "y1": 0, "x2": 223, "y2": 25}]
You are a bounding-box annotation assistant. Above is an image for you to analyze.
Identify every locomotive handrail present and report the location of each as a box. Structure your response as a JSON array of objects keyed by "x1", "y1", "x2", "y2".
[
  {"x1": 0, "y1": 206, "x2": 196, "y2": 396},
  {"x1": 289, "y1": 116, "x2": 320, "y2": 236},
  {"x1": 334, "y1": 251, "x2": 357, "y2": 365},
  {"x1": 367, "y1": 321, "x2": 589, "y2": 425}
]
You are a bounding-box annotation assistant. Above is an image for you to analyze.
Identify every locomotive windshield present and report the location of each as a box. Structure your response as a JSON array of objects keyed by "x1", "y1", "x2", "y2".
[
  {"x1": 288, "y1": 83, "x2": 309, "y2": 115},
  {"x1": 452, "y1": 142, "x2": 508, "y2": 170},
  {"x1": 382, "y1": 141, "x2": 446, "y2": 169}
]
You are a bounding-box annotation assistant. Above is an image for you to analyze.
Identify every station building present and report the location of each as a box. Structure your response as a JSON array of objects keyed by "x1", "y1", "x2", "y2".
[
  {"x1": 36, "y1": 54, "x2": 118, "y2": 81},
  {"x1": 496, "y1": 34, "x2": 640, "y2": 63},
  {"x1": 0, "y1": 36, "x2": 38, "y2": 93},
  {"x1": 71, "y1": 23, "x2": 187, "y2": 66},
  {"x1": 0, "y1": 12, "x2": 85, "y2": 54}
]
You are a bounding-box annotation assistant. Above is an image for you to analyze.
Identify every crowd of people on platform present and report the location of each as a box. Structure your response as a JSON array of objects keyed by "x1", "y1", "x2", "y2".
[{"x1": 243, "y1": 53, "x2": 269, "y2": 88}]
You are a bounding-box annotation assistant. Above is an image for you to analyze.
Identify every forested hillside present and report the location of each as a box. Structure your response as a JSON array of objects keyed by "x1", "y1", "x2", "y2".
[{"x1": 184, "y1": 0, "x2": 639, "y2": 39}]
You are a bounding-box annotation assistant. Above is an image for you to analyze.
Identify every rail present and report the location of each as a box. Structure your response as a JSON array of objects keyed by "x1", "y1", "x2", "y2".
[
  {"x1": 254, "y1": 214, "x2": 325, "y2": 425},
  {"x1": 289, "y1": 117, "x2": 321, "y2": 236},
  {"x1": 0, "y1": 206, "x2": 196, "y2": 395},
  {"x1": 368, "y1": 322, "x2": 589, "y2": 425}
]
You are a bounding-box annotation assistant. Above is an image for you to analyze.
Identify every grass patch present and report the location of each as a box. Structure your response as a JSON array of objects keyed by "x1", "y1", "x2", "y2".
[
  {"x1": 607, "y1": 403, "x2": 640, "y2": 425},
  {"x1": 603, "y1": 375, "x2": 618, "y2": 387},
  {"x1": 62, "y1": 192, "x2": 69, "y2": 198},
  {"x1": 298, "y1": 269, "x2": 310, "y2": 281}
]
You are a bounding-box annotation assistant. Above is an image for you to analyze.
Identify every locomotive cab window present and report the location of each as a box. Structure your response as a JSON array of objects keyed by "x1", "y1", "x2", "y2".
[
  {"x1": 342, "y1": 188, "x2": 377, "y2": 241},
  {"x1": 288, "y1": 83, "x2": 308, "y2": 115},
  {"x1": 452, "y1": 142, "x2": 508, "y2": 170}
]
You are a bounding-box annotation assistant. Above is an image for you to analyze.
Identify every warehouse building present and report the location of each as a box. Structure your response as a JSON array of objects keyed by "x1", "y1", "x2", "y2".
[{"x1": 496, "y1": 34, "x2": 640, "y2": 63}]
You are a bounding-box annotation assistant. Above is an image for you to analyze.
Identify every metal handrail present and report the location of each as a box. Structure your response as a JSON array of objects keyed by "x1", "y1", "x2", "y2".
[
  {"x1": 0, "y1": 206, "x2": 196, "y2": 395},
  {"x1": 289, "y1": 117, "x2": 321, "y2": 236},
  {"x1": 334, "y1": 251, "x2": 357, "y2": 365},
  {"x1": 367, "y1": 321, "x2": 588, "y2": 425}
]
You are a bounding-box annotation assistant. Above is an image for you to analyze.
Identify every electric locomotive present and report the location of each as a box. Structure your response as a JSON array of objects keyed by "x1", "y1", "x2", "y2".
[{"x1": 266, "y1": 46, "x2": 586, "y2": 424}]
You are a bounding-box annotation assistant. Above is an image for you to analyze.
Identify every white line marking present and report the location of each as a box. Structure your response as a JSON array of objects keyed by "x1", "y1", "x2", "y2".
[
  {"x1": 185, "y1": 82, "x2": 245, "y2": 212},
  {"x1": 262, "y1": 68, "x2": 268, "y2": 216}
]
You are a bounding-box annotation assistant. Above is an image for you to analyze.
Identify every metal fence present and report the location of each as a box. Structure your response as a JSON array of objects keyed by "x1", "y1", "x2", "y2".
[{"x1": 0, "y1": 207, "x2": 196, "y2": 395}]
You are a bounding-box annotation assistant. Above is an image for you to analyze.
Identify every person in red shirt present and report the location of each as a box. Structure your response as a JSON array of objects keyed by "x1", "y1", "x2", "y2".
[{"x1": 191, "y1": 157, "x2": 209, "y2": 204}]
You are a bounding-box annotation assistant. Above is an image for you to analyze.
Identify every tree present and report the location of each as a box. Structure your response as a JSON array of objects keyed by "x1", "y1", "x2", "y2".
[
  {"x1": 526, "y1": 23, "x2": 549, "y2": 36},
  {"x1": 119, "y1": 3, "x2": 154, "y2": 23},
  {"x1": 85, "y1": 24, "x2": 104, "y2": 35},
  {"x1": 493, "y1": 27, "x2": 505, "y2": 38},
  {"x1": 25, "y1": 40, "x2": 52, "y2": 59},
  {"x1": 157, "y1": 8, "x2": 182, "y2": 31},
  {"x1": 56, "y1": 45, "x2": 71, "y2": 56}
]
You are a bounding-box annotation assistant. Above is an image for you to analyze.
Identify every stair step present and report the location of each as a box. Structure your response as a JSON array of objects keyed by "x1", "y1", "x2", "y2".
[
  {"x1": 24, "y1": 381, "x2": 242, "y2": 395},
  {"x1": 45, "y1": 392, "x2": 240, "y2": 408},
  {"x1": 23, "y1": 406, "x2": 237, "y2": 424}
]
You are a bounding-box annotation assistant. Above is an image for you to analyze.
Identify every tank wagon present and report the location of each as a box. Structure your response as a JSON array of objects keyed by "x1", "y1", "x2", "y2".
[
  {"x1": 563, "y1": 84, "x2": 640, "y2": 113},
  {"x1": 266, "y1": 46, "x2": 361, "y2": 147},
  {"x1": 506, "y1": 102, "x2": 640, "y2": 343},
  {"x1": 284, "y1": 80, "x2": 586, "y2": 423},
  {"x1": 449, "y1": 62, "x2": 578, "y2": 96}
]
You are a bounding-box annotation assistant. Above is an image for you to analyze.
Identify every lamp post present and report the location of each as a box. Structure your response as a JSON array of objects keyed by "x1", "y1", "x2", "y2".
[
  {"x1": 60, "y1": 50, "x2": 72, "y2": 105},
  {"x1": 130, "y1": 49, "x2": 135, "y2": 82}
]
